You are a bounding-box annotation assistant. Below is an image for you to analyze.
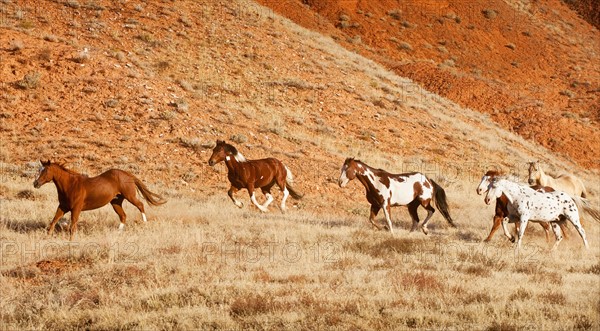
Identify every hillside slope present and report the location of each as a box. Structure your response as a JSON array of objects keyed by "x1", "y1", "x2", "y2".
[
  {"x1": 259, "y1": 0, "x2": 600, "y2": 169},
  {"x1": 0, "y1": 0, "x2": 597, "y2": 208}
]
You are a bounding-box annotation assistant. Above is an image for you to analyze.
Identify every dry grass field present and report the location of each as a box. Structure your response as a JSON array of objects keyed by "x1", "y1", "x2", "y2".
[
  {"x1": 1, "y1": 0, "x2": 600, "y2": 329},
  {"x1": 1, "y1": 167, "x2": 599, "y2": 330}
]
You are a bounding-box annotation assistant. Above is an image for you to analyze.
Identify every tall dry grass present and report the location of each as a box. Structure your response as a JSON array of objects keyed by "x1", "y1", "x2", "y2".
[{"x1": 1, "y1": 169, "x2": 598, "y2": 330}]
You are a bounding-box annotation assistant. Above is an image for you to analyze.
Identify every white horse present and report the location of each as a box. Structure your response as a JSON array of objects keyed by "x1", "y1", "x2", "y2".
[
  {"x1": 527, "y1": 161, "x2": 587, "y2": 198},
  {"x1": 484, "y1": 178, "x2": 589, "y2": 254}
]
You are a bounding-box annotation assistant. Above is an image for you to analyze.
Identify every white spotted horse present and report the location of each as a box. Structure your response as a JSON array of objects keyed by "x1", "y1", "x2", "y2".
[
  {"x1": 485, "y1": 178, "x2": 589, "y2": 254},
  {"x1": 476, "y1": 170, "x2": 569, "y2": 243},
  {"x1": 338, "y1": 158, "x2": 456, "y2": 234}
]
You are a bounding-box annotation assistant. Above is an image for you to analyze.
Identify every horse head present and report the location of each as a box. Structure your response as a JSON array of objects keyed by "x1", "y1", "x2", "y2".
[
  {"x1": 527, "y1": 161, "x2": 540, "y2": 185},
  {"x1": 208, "y1": 140, "x2": 244, "y2": 166},
  {"x1": 484, "y1": 178, "x2": 503, "y2": 205},
  {"x1": 338, "y1": 157, "x2": 360, "y2": 188},
  {"x1": 476, "y1": 170, "x2": 502, "y2": 195},
  {"x1": 33, "y1": 160, "x2": 53, "y2": 188}
]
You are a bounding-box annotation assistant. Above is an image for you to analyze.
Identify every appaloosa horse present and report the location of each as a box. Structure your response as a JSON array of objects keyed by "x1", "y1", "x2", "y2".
[
  {"x1": 338, "y1": 158, "x2": 456, "y2": 234},
  {"x1": 485, "y1": 178, "x2": 589, "y2": 254},
  {"x1": 208, "y1": 140, "x2": 303, "y2": 212},
  {"x1": 34, "y1": 160, "x2": 166, "y2": 240},
  {"x1": 476, "y1": 170, "x2": 568, "y2": 243}
]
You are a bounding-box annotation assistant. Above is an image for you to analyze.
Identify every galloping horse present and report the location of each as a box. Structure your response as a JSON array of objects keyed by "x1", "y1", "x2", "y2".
[
  {"x1": 338, "y1": 158, "x2": 456, "y2": 234},
  {"x1": 476, "y1": 170, "x2": 568, "y2": 243},
  {"x1": 527, "y1": 161, "x2": 587, "y2": 198},
  {"x1": 208, "y1": 140, "x2": 303, "y2": 212},
  {"x1": 484, "y1": 178, "x2": 588, "y2": 254},
  {"x1": 34, "y1": 160, "x2": 166, "y2": 240}
]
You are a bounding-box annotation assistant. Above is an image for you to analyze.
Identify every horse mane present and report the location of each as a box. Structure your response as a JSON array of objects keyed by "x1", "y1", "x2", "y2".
[
  {"x1": 484, "y1": 170, "x2": 503, "y2": 177},
  {"x1": 49, "y1": 162, "x2": 88, "y2": 177},
  {"x1": 219, "y1": 141, "x2": 247, "y2": 162}
]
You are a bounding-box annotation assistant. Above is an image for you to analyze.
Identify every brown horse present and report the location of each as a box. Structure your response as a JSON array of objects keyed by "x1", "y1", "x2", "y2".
[
  {"x1": 477, "y1": 170, "x2": 568, "y2": 243},
  {"x1": 34, "y1": 160, "x2": 166, "y2": 240},
  {"x1": 208, "y1": 140, "x2": 303, "y2": 212}
]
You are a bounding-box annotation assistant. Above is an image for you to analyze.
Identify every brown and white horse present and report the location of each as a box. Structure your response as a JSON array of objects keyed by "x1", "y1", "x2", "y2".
[
  {"x1": 34, "y1": 160, "x2": 166, "y2": 240},
  {"x1": 477, "y1": 170, "x2": 568, "y2": 243},
  {"x1": 208, "y1": 140, "x2": 303, "y2": 212},
  {"x1": 527, "y1": 161, "x2": 587, "y2": 198},
  {"x1": 338, "y1": 158, "x2": 456, "y2": 234}
]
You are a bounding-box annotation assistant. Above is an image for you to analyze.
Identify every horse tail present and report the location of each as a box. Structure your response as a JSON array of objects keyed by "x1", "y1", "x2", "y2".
[
  {"x1": 573, "y1": 196, "x2": 600, "y2": 223},
  {"x1": 133, "y1": 176, "x2": 167, "y2": 206},
  {"x1": 284, "y1": 166, "x2": 303, "y2": 200},
  {"x1": 430, "y1": 179, "x2": 456, "y2": 228}
]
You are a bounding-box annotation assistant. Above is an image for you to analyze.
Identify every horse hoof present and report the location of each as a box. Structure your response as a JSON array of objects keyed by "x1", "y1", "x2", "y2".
[
  {"x1": 510, "y1": 237, "x2": 516, "y2": 243},
  {"x1": 422, "y1": 227, "x2": 429, "y2": 235}
]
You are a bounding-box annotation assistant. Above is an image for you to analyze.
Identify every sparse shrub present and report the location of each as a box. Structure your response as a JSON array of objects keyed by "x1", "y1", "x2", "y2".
[
  {"x1": 398, "y1": 41, "x2": 412, "y2": 51},
  {"x1": 8, "y1": 40, "x2": 24, "y2": 51},
  {"x1": 159, "y1": 111, "x2": 177, "y2": 120},
  {"x1": 486, "y1": 321, "x2": 517, "y2": 331},
  {"x1": 66, "y1": 0, "x2": 80, "y2": 9},
  {"x1": 38, "y1": 48, "x2": 52, "y2": 61},
  {"x1": 230, "y1": 134, "x2": 247, "y2": 144},
  {"x1": 230, "y1": 293, "x2": 275, "y2": 317},
  {"x1": 16, "y1": 71, "x2": 41, "y2": 89},
  {"x1": 16, "y1": 189, "x2": 36, "y2": 200},
  {"x1": 73, "y1": 49, "x2": 90, "y2": 63},
  {"x1": 176, "y1": 79, "x2": 194, "y2": 92},
  {"x1": 508, "y1": 287, "x2": 532, "y2": 301},
  {"x1": 559, "y1": 90, "x2": 576, "y2": 98},
  {"x1": 43, "y1": 34, "x2": 58, "y2": 42},
  {"x1": 538, "y1": 291, "x2": 567, "y2": 305},
  {"x1": 387, "y1": 9, "x2": 401, "y2": 20},
  {"x1": 104, "y1": 99, "x2": 119, "y2": 108},
  {"x1": 402, "y1": 271, "x2": 443, "y2": 292},
  {"x1": 505, "y1": 43, "x2": 516, "y2": 50},
  {"x1": 482, "y1": 9, "x2": 498, "y2": 19}
]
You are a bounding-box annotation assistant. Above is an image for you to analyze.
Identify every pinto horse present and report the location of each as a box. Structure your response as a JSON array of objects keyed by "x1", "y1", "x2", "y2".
[
  {"x1": 527, "y1": 161, "x2": 587, "y2": 198},
  {"x1": 484, "y1": 178, "x2": 589, "y2": 254},
  {"x1": 476, "y1": 170, "x2": 569, "y2": 243},
  {"x1": 34, "y1": 160, "x2": 166, "y2": 240},
  {"x1": 208, "y1": 140, "x2": 303, "y2": 212},
  {"x1": 338, "y1": 158, "x2": 456, "y2": 234}
]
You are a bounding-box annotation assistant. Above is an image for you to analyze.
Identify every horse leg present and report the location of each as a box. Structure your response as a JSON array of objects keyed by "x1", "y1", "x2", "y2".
[
  {"x1": 228, "y1": 186, "x2": 243, "y2": 208},
  {"x1": 382, "y1": 200, "x2": 393, "y2": 233},
  {"x1": 484, "y1": 215, "x2": 503, "y2": 242},
  {"x1": 122, "y1": 191, "x2": 147, "y2": 223},
  {"x1": 261, "y1": 184, "x2": 275, "y2": 210},
  {"x1": 369, "y1": 205, "x2": 383, "y2": 230},
  {"x1": 47, "y1": 206, "x2": 66, "y2": 236},
  {"x1": 550, "y1": 222, "x2": 563, "y2": 251},
  {"x1": 69, "y1": 208, "x2": 82, "y2": 241},
  {"x1": 407, "y1": 200, "x2": 420, "y2": 232},
  {"x1": 419, "y1": 200, "x2": 435, "y2": 235},
  {"x1": 501, "y1": 217, "x2": 515, "y2": 243},
  {"x1": 248, "y1": 185, "x2": 268, "y2": 212},
  {"x1": 566, "y1": 214, "x2": 589, "y2": 249},
  {"x1": 275, "y1": 175, "x2": 289, "y2": 212},
  {"x1": 539, "y1": 222, "x2": 552, "y2": 243},
  {"x1": 111, "y1": 195, "x2": 127, "y2": 230},
  {"x1": 515, "y1": 217, "x2": 529, "y2": 257}
]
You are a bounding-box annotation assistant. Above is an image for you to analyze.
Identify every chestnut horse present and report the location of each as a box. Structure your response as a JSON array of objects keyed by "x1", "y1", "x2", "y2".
[
  {"x1": 527, "y1": 161, "x2": 587, "y2": 198},
  {"x1": 338, "y1": 158, "x2": 456, "y2": 234},
  {"x1": 208, "y1": 140, "x2": 303, "y2": 212},
  {"x1": 476, "y1": 170, "x2": 569, "y2": 243},
  {"x1": 34, "y1": 160, "x2": 166, "y2": 240}
]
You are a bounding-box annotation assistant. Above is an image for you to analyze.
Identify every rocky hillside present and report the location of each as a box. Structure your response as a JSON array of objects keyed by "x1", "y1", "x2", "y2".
[
  {"x1": 0, "y1": 0, "x2": 597, "y2": 208},
  {"x1": 259, "y1": 0, "x2": 600, "y2": 169}
]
